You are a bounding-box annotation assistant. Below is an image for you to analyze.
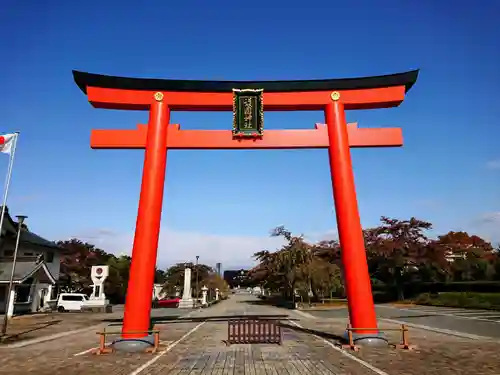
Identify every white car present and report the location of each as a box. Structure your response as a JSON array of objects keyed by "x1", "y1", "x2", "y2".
[{"x1": 57, "y1": 293, "x2": 89, "y2": 312}]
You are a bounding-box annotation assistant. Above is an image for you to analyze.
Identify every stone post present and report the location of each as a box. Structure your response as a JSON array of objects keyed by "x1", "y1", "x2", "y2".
[
  {"x1": 6, "y1": 288, "x2": 16, "y2": 318},
  {"x1": 215, "y1": 288, "x2": 220, "y2": 301},
  {"x1": 201, "y1": 285, "x2": 208, "y2": 306}
]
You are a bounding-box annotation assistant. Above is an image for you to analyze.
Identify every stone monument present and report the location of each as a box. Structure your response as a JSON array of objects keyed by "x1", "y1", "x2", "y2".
[
  {"x1": 82, "y1": 265, "x2": 112, "y2": 312},
  {"x1": 178, "y1": 267, "x2": 194, "y2": 308},
  {"x1": 201, "y1": 285, "x2": 208, "y2": 306}
]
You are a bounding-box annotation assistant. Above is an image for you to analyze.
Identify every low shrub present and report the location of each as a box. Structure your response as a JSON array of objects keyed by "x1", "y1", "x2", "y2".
[{"x1": 414, "y1": 292, "x2": 500, "y2": 310}]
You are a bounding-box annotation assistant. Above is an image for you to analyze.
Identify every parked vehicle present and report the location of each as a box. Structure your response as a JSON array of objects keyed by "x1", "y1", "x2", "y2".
[
  {"x1": 155, "y1": 297, "x2": 180, "y2": 308},
  {"x1": 57, "y1": 293, "x2": 89, "y2": 312}
]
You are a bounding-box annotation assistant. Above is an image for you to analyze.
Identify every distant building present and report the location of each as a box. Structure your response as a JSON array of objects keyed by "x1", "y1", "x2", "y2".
[
  {"x1": 0, "y1": 207, "x2": 65, "y2": 316},
  {"x1": 223, "y1": 269, "x2": 249, "y2": 288},
  {"x1": 445, "y1": 251, "x2": 467, "y2": 262},
  {"x1": 216, "y1": 263, "x2": 221, "y2": 276}
]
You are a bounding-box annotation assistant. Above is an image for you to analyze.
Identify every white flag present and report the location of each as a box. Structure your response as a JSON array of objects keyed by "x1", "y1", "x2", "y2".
[{"x1": 0, "y1": 133, "x2": 17, "y2": 154}]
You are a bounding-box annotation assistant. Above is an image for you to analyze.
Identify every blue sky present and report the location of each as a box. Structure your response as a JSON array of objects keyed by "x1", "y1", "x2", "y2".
[{"x1": 1, "y1": 1, "x2": 499, "y2": 268}]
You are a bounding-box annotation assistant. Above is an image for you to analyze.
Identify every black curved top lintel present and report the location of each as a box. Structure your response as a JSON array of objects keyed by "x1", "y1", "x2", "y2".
[{"x1": 72, "y1": 69, "x2": 419, "y2": 95}]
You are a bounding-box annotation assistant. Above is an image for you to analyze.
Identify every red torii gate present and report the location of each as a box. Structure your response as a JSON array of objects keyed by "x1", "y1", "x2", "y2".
[{"x1": 73, "y1": 69, "x2": 418, "y2": 348}]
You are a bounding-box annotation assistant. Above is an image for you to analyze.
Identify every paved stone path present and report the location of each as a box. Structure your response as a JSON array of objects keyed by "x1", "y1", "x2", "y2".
[
  {"x1": 1, "y1": 295, "x2": 499, "y2": 374},
  {"x1": 307, "y1": 304, "x2": 500, "y2": 339},
  {"x1": 378, "y1": 304, "x2": 500, "y2": 322},
  {"x1": 296, "y1": 309, "x2": 500, "y2": 375},
  {"x1": 0, "y1": 305, "x2": 183, "y2": 346}
]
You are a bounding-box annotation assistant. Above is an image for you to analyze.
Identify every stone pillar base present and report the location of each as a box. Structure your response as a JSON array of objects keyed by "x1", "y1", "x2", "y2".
[
  {"x1": 343, "y1": 330, "x2": 388, "y2": 346},
  {"x1": 111, "y1": 334, "x2": 155, "y2": 352},
  {"x1": 178, "y1": 298, "x2": 194, "y2": 309}
]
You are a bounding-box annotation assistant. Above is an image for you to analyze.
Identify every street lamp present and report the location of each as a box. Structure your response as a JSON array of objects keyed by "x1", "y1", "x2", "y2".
[
  {"x1": 1, "y1": 215, "x2": 27, "y2": 337},
  {"x1": 195, "y1": 255, "x2": 199, "y2": 307}
]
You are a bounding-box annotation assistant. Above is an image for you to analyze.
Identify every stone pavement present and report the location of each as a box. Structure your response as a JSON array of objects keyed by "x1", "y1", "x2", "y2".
[
  {"x1": 0, "y1": 312, "x2": 104, "y2": 345},
  {"x1": 382, "y1": 304, "x2": 500, "y2": 322},
  {"x1": 295, "y1": 309, "x2": 500, "y2": 375},
  {"x1": 307, "y1": 304, "x2": 500, "y2": 339},
  {"x1": 1, "y1": 295, "x2": 499, "y2": 374},
  {"x1": 0, "y1": 306, "x2": 183, "y2": 346}
]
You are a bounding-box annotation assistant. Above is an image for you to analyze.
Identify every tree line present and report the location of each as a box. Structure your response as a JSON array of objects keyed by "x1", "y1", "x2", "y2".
[
  {"x1": 248, "y1": 217, "x2": 500, "y2": 302},
  {"x1": 56, "y1": 239, "x2": 228, "y2": 304},
  {"x1": 56, "y1": 216, "x2": 500, "y2": 304}
]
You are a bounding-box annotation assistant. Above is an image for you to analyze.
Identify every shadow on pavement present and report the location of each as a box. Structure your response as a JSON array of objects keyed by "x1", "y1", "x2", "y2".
[
  {"x1": 279, "y1": 322, "x2": 346, "y2": 343},
  {"x1": 103, "y1": 315, "x2": 182, "y2": 324},
  {"x1": 389, "y1": 314, "x2": 441, "y2": 319},
  {"x1": 239, "y1": 298, "x2": 296, "y2": 309},
  {"x1": 103, "y1": 314, "x2": 296, "y2": 326},
  {"x1": 0, "y1": 320, "x2": 62, "y2": 343}
]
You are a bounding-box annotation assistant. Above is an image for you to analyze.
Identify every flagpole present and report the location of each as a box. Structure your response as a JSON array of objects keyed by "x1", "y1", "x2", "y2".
[
  {"x1": 0, "y1": 133, "x2": 19, "y2": 333},
  {"x1": 1, "y1": 214, "x2": 26, "y2": 336},
  {"x1": 0, "y1": 132, "x2": 19, "y2": 240}
]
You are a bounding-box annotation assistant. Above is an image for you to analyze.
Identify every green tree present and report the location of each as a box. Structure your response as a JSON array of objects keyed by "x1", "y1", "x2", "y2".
[
  {"x1": 250, "y1": 226, "x2": 344, "y2": 302},
  {"x1": 161, "y1": 262, "x2": 213, "y2": 297},
  {"x1": 105, "y1": 255, "x2": 132, "y2": 303}
]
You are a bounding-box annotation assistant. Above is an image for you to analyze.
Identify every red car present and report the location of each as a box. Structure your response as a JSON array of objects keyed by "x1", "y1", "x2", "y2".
[{"x1": 156, "y1": 297, "x2": 180, "y2": 308}]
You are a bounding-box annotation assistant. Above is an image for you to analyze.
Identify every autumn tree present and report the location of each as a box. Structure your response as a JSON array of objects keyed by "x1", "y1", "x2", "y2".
[
  {"x1": 55, "y1": 216, "x2": 500, "y2": 306},
  {"x1": 251, "y1": 250, "x2": 282, "y2": 291},
  {"x1": 363, "y1": 217, "x2": 440, "y2": 300},
  {"x1": 249, "y1": 226, "x2": 344, "y2": 302},
  {"x1": 58, "y1": 239, "x2": 112, "y2": 293},
  {"x1": 270, "y1": 226, "x2": 315, "y2": 299},
  {"x1": 202, "y1": 273, "x2": 230, "y2": 299},
  {"x1": 57, "y1": 239, "x2": 164, "y2": 303},
  {"x1": 433, "y1": 231, "x2": 495, "y2": 281}
]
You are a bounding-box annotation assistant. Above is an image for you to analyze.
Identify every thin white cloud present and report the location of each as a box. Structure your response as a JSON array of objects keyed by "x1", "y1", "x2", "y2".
[
  {"x1": 470, "y1": 212, "x2": 500, "y2": 245},
  {"x1": 476, "y1": 212, "x2": 500, "y2": 224},
  {"x1": 72, "y1": 211, "x2": 500, "y2": 272},
  {"x1": 73, "y1": 226, "x2": 345, "y2": 270},
  {"x1": 304, "y1": 229, "x2": 338, "y2": 242},
  {"x1": 414, "y1": 199, "x2": 442, "y2": 210},
  {"x1": 486, "y1": 160, "x2": 500, "y2": 169},
  {"x1": 74, "y1": 227, "x2": 287, "y2": 270}
]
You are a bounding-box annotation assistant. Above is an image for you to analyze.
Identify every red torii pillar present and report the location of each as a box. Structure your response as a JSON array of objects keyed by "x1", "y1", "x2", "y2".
[{"x1": 73, "y1": 69, "x2": 418, "y2": 347}]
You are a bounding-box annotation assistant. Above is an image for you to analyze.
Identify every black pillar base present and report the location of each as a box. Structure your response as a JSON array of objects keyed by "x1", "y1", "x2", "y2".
[
  {"x1": 343, "y1": 330, "x2": 388, "y2": 346},
  {"x1": 111, "y1": 334, "x2": 155, "y2": 352}
]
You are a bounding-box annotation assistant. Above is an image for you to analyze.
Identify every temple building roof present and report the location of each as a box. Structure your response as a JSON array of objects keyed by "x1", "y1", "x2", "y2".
[
  {"x1": 0, "y1": 261, "x2": 56, "y2": 284},
  {"x1": 0, "y1": 206, "x2": 62, "y2": 250}
]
